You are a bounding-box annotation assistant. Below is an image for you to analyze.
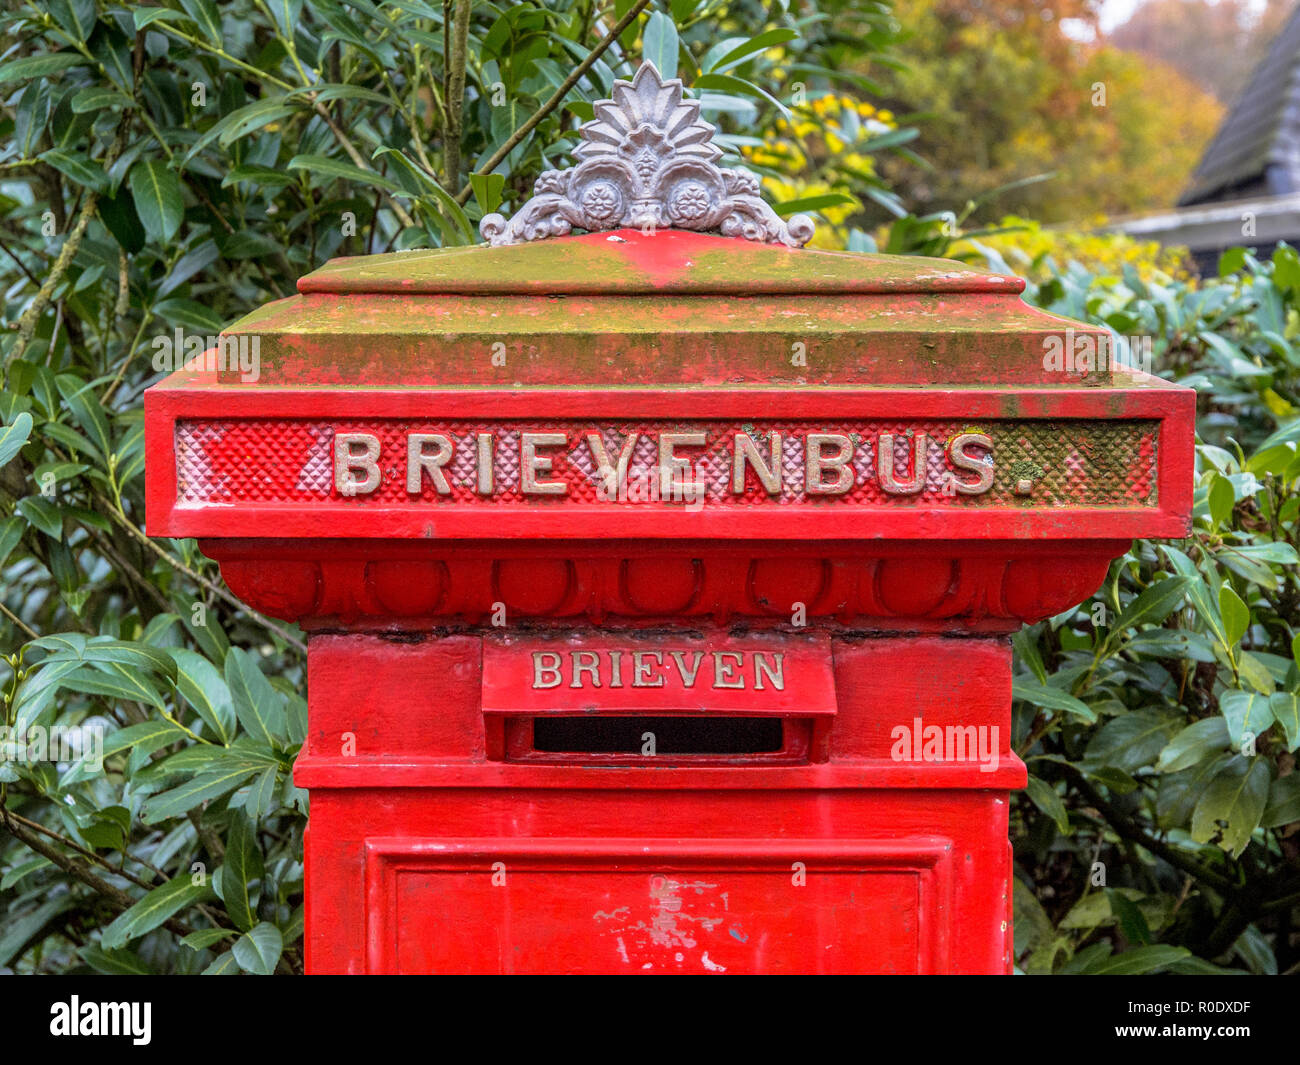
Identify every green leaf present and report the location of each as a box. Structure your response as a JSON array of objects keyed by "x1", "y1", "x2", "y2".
[
  {"x1": 1, "y1": 856, "x2": 52, "y2": 891},
  {"x1": 1109, "y1": 891, "x2": 1151, "y2": 946},
  {"x1": 1108, "y1": 576, "x2": 1189, "y2": 642},
  {"x1": 1208, "y1": 474, "x2": 1234, "y2": 528},
  {"x1": 62, "y1": 663, "x2": 167, "y2": 709},
  {"x1": 1261, "y1": 773, "x2": 1300, "y2": 828},
  {"x1": 178, "y1": 0, "x2": 223, "y2": 44},
  {"x1": 202, "y1": 950, "x2": 242, "y2": 974},
  {"x1": 1218, "y1": 247, "x2": 1248, "y2": 276},
  {"x1": 101, "y1": 875, "x2": 214, "y2": 949},
  {"x1": 1219, "y1": 584, "x2": 1249, "y2": 645},
  {"x1": 133, "y1": 7, "x2": 190, "y2": 30},
  {"x1": 102, "y1": 719, "x2": 189, "y2": 759},
  {"x1": 642, "y1": 10, "x2": 679, "y2": 80},
  {"x1": 1236, "y1": 650, "x2": 1276, "y2": 695},
  {"x1": 1158, "y1": 752, "x2": 1234, "y2": 830},
  {"x1": 1059, "y1": 890, "x2": 1112, "y2": 932},
  {"x1": 1191, "y1": 756, "x2": 1271, "y2": 857},
  {"x1": 81, "y1": 945, "x2": 153, "y2": 975},
  {"x1": 287, "y1": 154, "x2": 400, "y2": 193},
  {"x1": 142, "y1": 766, "x2": 261, "y2": 824},
  {"x1": 692, "y1": 73, "x2": 790, "y2": 120},
  {"x1": 1024, "y1": 775, "x2": 1068, "y2": 833},
  {"x1": 470, "y1": 172, "x2": 505, "y2": 215},
  {"x1": 181, "y1": 927, "x2": 238, "y2": 950},
  {"x1": 0, "y1": 897, "x2": 73, "y2": 966},
  {"x1": 221, "y1": 164, "x2": 296, "y2": 189},
  {"x1": 1011, "y1": 679, "x2": 1096, "y2": 722},
  {"x1": 172, "y1": 648, "x2": 235, "y2": 743},
  {"x1": 706, "y1": 28, "x2": 799, "y2": 74},
  {"x1": 232, "y1": 922, "x2": 282, "y2": 975},
  {"x1": 0, "y1": 53, "x2": 86, "y2": 85},
  {"x1": 59, "y1": 380, "x2": 113, "y2": 459},
  {"x1": 1073, "y1": 944, "x2": 1190, "y2": 975},
  {"x1": 37, "y1": 148, "x2": 106, "y2": 193},
  {"x1": 373, "y1": 146, "x2": 473, "y2": 242},
  {"x1": 185, "y1": 98, "x2": 297, "y2": 163},
  {"x1": 1269, "y1": 692, "x2": 1300, "y2": 752},
  {"x1": 0, "y1": 412, "x2": 33, "y2": 466},
  {"x1": 1085, "y1": 711, "x2": 1179, "y2": 773},
  {"x1": 1156, "y1": 717, "x2": 1230, "y2": 773},
  {"x1": 219, "y1": 812, "x2": 264, "y2": 932},
  {"x1": 0, "y1": 515, "x2": 24, "y2": 568},
  {"x1": 1167, "y1": 554, "x2": 1232, "y2": 654},
  {"x1": 235, "y1": 766, "x2": 280, "y2": 820},
  {"x1": 129, "y1": 160, "x2": 185, "y2": 243},
  {"x1": 225, "y1": 647, "x2": 286, "y2": 747},
  {"x1": 49, "y1": 0, "x2": 97, "y2": 41},
  {"x1": 17, "y1": 496, "x2": 64, "y2": 539},
  {"x1": 772, "y1": 192, "x2": 858, "y2": 217},
  {"x1": 1232, "y1": 923, "x2": 1277, "y2": 975},
  {"x1": 1220, "y1": 690, "x2": 1275, "y2": 750},
  {"x1": 216, "y1": 230, "x2": 281, "y2": 259}
]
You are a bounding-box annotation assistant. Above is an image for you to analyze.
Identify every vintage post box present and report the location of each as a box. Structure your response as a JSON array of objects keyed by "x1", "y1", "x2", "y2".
[{"x1": 145, "y1": 62, "x2": 1194, "y2": 974}]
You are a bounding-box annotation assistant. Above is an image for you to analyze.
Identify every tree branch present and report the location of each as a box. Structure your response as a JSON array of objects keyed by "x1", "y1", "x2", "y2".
[{"x1": 454, "y1": 0, "x2": 653, "y2": 204}]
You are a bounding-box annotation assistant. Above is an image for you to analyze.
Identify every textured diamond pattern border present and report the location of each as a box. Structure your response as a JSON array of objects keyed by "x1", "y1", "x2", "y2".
[{"x1": 175, "y1": 418, "x2": 1158, "y2": 508}]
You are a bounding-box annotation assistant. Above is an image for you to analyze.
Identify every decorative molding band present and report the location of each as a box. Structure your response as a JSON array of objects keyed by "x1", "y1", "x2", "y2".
[{"x1": 204, "y1": 543, "x2": 1117, "y2": 631}]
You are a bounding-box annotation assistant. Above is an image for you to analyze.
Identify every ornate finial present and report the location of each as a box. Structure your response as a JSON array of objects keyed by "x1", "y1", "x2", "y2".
[{"x1": 479, "y1": 61, "x2": 815, "y2": 248}]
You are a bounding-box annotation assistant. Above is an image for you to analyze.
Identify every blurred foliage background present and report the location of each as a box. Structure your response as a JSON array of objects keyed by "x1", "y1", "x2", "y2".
[{"x1": 2, "y1": 0, "x2": 1299, "y2": 976}]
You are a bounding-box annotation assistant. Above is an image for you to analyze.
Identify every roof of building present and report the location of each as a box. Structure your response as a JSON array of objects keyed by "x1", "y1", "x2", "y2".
[{"x1": 1180, "y1": 4, "x2": 1300, "y2": 205}]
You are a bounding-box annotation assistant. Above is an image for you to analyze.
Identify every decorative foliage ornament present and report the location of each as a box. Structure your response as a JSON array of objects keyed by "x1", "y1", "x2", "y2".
[{"x1": 479, "y1": 61, "x2": 815, "y2": 248}]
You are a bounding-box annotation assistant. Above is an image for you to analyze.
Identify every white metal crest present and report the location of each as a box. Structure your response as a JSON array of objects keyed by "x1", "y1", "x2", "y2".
[{"x1": 478, "y1": 61, "x2": 815, "y2": 248}]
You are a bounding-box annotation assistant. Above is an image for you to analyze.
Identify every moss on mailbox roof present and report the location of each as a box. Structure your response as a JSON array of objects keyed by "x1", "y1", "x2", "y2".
[{"x1": 298, "y1": 228, "x2": 1026, "y2": 298}]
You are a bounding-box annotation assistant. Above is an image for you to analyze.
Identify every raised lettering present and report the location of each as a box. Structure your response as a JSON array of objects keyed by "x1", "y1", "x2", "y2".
[
  {"x1": 570, "y1": 651, "x2": 601, "y2": 688},
  {"x1": 633, "y1": 651, "x2": 665, "y2": 687},
  {"x1": 532, "y1": 652, "x2": 562, "y2": 689},
  {"x1": 521, "y1": 432, "x2": 567, "y2": 495},
  {"x1": 805, "y1": 433, "x2": 853, "y2": 495},
  {"x1": 334, "y1": 432, "x2": 381, "y2": 496},
  {"x1": 712, "y1": 651, "x2": 744, "y2": 689},
  {"x1": 476, "y1": 432, "x2": 494, "y2": 495},
  {"x1": 669, "y1": 650, "x2": 704, "y2": 687},
  {"x1": 587, "y1": 431, "x2": 639, "y2": 498},
  {"x1": 407, "y1": 433, "x2": 453, "y2": 494},
  {"x1": 754, "y1": 652, "x2": 785, "y2": 691},
  {"x1": 733, "y1": 432, "x2": 782, "y2": 494},
  {"x1": 659, "y1": 432, "x2": 706, "y2": 502},
  {"x1": 948, "y1": 432, "x2": 995, "y2": 495},
  {"x1": 878, "y1": 432, "x2": 927, "y2": 495}
]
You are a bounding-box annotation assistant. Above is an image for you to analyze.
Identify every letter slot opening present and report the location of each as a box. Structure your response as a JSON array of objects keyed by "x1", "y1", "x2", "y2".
[
  {"x1": 502, "y1": 714, "x2": 816, "y2": 765},
  {"x1": 482, "y1": 635, "x2": 837, "y2": 764},
  {"x1": 533, "y1": 715, "x2": 783, "y2": 755}
]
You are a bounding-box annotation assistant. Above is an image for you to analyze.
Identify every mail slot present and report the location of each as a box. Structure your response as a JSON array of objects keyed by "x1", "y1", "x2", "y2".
[
  {"x1": 482, "y1": 634, "x2": 836, "y2": 765},
  {"x1": 144, "y1": 62, "x2": 1194, "y2": 974}
]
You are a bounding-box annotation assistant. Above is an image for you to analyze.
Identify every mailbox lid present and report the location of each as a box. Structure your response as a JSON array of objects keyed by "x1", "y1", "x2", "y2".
[
  {"x1": 297, "y1": 226, "x2": 1024, "y2": 296},
  {"x1": 218, "y1": 227, "x2": 1117, "y2": 387}
]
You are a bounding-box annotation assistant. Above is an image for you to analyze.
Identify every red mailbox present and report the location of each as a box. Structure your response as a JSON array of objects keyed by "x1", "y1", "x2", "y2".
[{"x1": 145, "y1": 63, "x2": 1193, "y2": 974}]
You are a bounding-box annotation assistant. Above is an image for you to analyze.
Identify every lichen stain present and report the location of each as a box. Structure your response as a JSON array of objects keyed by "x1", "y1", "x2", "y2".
[{"x1": 593, "y1": 876, "x2": 728, "y2": 970}]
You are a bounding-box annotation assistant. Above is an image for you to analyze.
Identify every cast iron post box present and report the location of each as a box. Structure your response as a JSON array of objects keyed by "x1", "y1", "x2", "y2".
[{"x1": 145, "y1": 63, "x2": 1194, "y2": 974}]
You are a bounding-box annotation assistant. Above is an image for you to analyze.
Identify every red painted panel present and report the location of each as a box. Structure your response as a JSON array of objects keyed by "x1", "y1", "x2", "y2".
[{"x1": 366, "y1": 838, "x2": 949, "y2": 975}]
